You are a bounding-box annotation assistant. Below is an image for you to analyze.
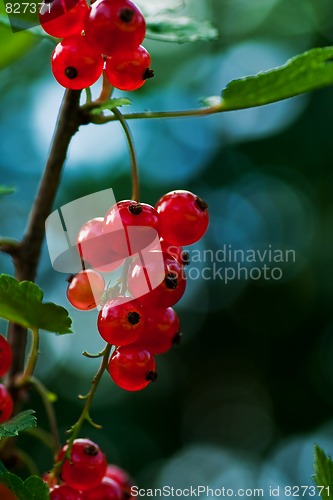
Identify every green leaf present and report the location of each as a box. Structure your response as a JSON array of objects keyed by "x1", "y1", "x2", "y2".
[
  {"x1": 0, "y1": 473, "x2": 50, "y2": 499},
  {"x1": 0, "y1": 274, "x2": 72, "y2": 334},
  {"x1": 89, "y1": 98, "x2": 132, "y2": 115},
  {"x1": 23, "y1": 476, "x2": 50, "y2": 500},
  {"x1": 0, "y1": 472, "x2": 27, "y2": 499},
  {"x1": 146, "y1": 14, "x2": 218, "y2": 43},
  {"x1": 313, "y1": 445, "x2": 333, "y2": 500},
  {"x1": 0, "y1": 410, "x2": 36, "y2": 438},
  {"x1": 0, "y1": 185, "x2": 15, "y2": 196},
  {"x1": 0, "y1": 462, "x2": 7, "y2": 474},
  {"x1": 221, "y1": 47, "x2": 333, "y2": 111},
  {"x1": 0, "y1": 14, "x2": 37, "y2": 69},
  {"x1": 136, "y1": 0, "x2": 183, "y2": 16}
]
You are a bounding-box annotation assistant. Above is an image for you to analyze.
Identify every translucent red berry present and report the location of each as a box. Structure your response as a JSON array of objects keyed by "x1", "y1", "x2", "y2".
[
  {"x1": 108, "y1": 346, "x2": 157, "y2": 391},
  {"x1": 160, "y1": 239, "x2": 190, "y2": 266},
  {"x1": 84, "y1": 0, "x2": 146, "y2": 57},
  {"x1": 105, "y1": 45, "x2": 153, "y2": 91},
  {"x1": 77, "y1": 218, "x2": 124, "y2": 272},
  {"x1": 128, "y1": 252, "x2": 186, "y2": 308},
  {"x1": 51, "y1": 36, "x2": 104, "y2": 90},
  {"x1": 0, "y1": 335, "x2": 12, "y2": 377},
  {"x1": 57, "y1": 438, "x2": 107, "y2": 491},
  {"x1": 39, "y1": 0, "x2": 89, "y2": 38},
  {"x1": 131, "y1": 307, "x2": 180, "y2": 355},
  {"x1": 0, "y1": 384, "x2": 13, "y2": 423},
  {"x1": 66, "y1": 269, "x2": 105, "y2": 310},
  {"x1": 155, "y1": 190, "x2": 209, "y2": 246},
  {"x1": 82, "y1": 477, "x2": 123, "y2": 499},
  {"x1": 103, "y1": 200, "x2": 159, "y2": 258},
  {"x1": 105, "y1": 464, "x2": 135, "y2": 496},
  {"x1": 50, "y1": 485, "x2": 84, "y2": 500},
  {"x1": 97, "y1": 296, "x2": 145, "y2": 346},
  {"x1": 0, "y1": 484, "x2": 17, "y2": 500}
]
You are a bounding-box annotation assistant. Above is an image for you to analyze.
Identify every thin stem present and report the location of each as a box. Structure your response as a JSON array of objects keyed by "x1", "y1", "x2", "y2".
[
  {"x1": 23, "y1": 328, "x2": 39, "y2": 379},
  {"x1": 0, "y1": 238, "x2": 20, "y2": 256},
  {"x1": 120, "y1": 257, "x2": 132, "y2": 295},
  {"x1": 97, "y1": 71, "x2": 114, "y2": 102},
  {"x1": 51, "y1": 343, "x2": 112, "y2": 479},
  {"x1": 28, "y1": 377, "x2": 60, "y2": 453},
  {"x1": 112, "y1": 108, "x2": 140, "y2": 202},
  {"x1": 92, "y1": 101, "x2": 224, "y2": 124}
]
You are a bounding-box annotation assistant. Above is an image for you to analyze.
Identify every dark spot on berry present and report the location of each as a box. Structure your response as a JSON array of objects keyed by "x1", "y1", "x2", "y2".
[
  {"x1": 165, "y1": 272, "x2": 178, "y2": 289},
  {"x1": 128, "y1": 311, "x2": 141, "y2": 325},
  {"x1": 120, "y1": 7, "x2": 134, "y2": 22},
  {"x1": 128, "y1": 203, "x2": 143, "y2": 215},
  {"x1": 65, "y1": 66, "x2": 78, "y2": 79},
  {"x1": 146, "y1": 370, "x2": 158, "y2": 382},
  {"x1": 84, "y1": 444, "x2": 99, "y2": 456},
  {"x1": 143, "y1": 68, "x2": 154, "y2": 80},
  {"x1": 195, "y1": 196, "x2": 208, "y2": 211},
  {"x1": 44, "y1": 0, "x2": 54, "y2": 3},
  {"x1": 66, "y1": 274, "x2": 76, "y2": 283},
  {"x1": 172, "y1": 332, "x2": 182, "y2": 346},
  {"x1": 182, "y1": 251, "x2": 190, "y2": 266}
]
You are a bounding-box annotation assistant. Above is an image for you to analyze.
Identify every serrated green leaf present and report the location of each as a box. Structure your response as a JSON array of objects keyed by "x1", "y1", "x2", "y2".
[
  {"x1": 89, "y1": 98, "x2": 132, "y2": 115},
  {"x1": 0, "y1": 472, "x2": 50, "y2": 499},
  {"x1": 221, "y1": 47, "x2": 333, "y2": 111},
  {"x1": 0, "y1": 274, "x2": 72, "y2": 334},
  {"x1": 0, "y1": 410, "x2": 36, "y2": 438},
  {"x1": 136, "y1": 0, "x2": 183, "y2": 16},
  {"x1": 24, "y1": 476, "x2": 50, "y2": 500},
  {"x1": 0, "y1": 472, "x2": 28, "y2": 499},
  {"x1": 0, "y1": 185, "x2": 15, "y2": 196},
  {"x1": 313, "y1": 445, "x2": 333, "y2": 500},
  {"x1": 146, "y1": 14, "x2": 218, "y2": 43}
]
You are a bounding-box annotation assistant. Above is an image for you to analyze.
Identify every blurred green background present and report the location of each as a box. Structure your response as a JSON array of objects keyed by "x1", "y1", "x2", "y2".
[{"x1": 1, "y1": 0, "x2": 333, "y2": 497}]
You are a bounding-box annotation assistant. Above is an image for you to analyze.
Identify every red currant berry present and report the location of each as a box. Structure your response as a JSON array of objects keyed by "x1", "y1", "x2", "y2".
[
  {"x1": 0, "y1": 384, "x2": 13, "y2": 423},
  {"x1": 97, "y1": 296, "x2": 145, "y2": 346},
  {"x1": 67, "y1": 270, "x2": 105, "y2": 310},
  {"x1": 50, "y1": 485, "x2": 84, "y2": 500},
  {"x1": 128, "y1": 252, "x2": 186, "y2": 308},
  {"x1": 160, "y1": 239, "x2": 190, "y2": 266},
  {"x1": 105, "y1": 46, "x2": 153, "y2": 91},
  {"x1": 51, "y1": 36, "x2": 104, "y2": 90},
  {"x1": 105, "y1": 464, "x2": 135, "y2": 496},
  {"x1": 103, "y1": 200, "x2": 159, "y2": 258},
  {"x1": 82, "y1": 477, "x2": 122, "y2": 499},
  {"x1": 108, "y1": 346, "x2": 157, "y2": 391},
  {"x1": 0, "y1": 335, "x2": 12, "y2": 377},
  {"x1": 39, "y1": 0, "x2": 89, "y2": 38},
  {"x1": 57, "y1": 438, "x2": 107, "y2": 491},
  {"x1": 77, "y1": 218, "x2": 124, "y2": 273},
  {"x1": 42, "y1": 472, "x2": 57, "y2": 489},
  {"x1": 131, "y1": 307, "x2": 180, "y2": 355},
  {"x1": 84, "y1": 0, "x2": 146, "y2": 57},
  {"x1": 0, "y1": 485, "x2": 16, "y2": 500},
  {"x1": 155, "y1": 190, "x2": 209, "y2": 246}
]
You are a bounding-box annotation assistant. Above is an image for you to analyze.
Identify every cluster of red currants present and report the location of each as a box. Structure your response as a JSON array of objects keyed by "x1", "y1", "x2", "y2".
[
  {"x1": 39, "y1": 0, "x2": 153, "y2": 91},
  {"x1": 47, "y1": 438, "x2": 134, "y2": 499},
  {"x1": 66, "y1": 190, "x2": 209, "y2": 392},
  {"x1": 0, "y1": 335, "x2": 13, "y2": 424}
]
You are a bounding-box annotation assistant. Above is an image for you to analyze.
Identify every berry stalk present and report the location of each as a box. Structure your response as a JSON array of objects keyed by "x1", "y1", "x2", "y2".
[
  {"x1": 112, "y1": 107, "x2": 140, "y2": 202},
  {"x1": 51, "y1": 343, "x2": 112, "y2": 480}
]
